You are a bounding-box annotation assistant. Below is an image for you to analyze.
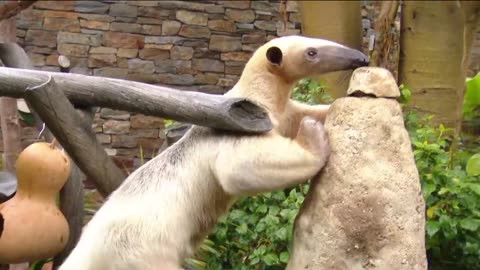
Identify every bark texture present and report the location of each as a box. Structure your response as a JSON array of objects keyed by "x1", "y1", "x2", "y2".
[
  {"x1": 287, "y1": 68, "x2": 427, "y2": 270},
  {"x1": 398, "y1": 1, "x2": 464, "y2": 128},
  {"x1": 0, "y1": 67, "x2": 271, "y2": 134},
  {"x1": 0, "y1": 17, "x2": 21, "y2": 174}
]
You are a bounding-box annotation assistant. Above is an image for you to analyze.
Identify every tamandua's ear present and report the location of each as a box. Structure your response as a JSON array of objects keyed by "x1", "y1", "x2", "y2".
[{"x1": 266, "y1": 46, "x2": 283, "y2": 66}]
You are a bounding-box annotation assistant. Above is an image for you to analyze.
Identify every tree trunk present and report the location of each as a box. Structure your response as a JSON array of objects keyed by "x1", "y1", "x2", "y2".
[
  {"x1": 0, "y1": 16, "x2": 21, "y2": 174},
  {"x1": 370, "y1": 1, "x2": 399, "y2": 79},
  {"x1": 298, "y1": 0, "x2": 362, "y2": 99},
  {"x1": 398, "y1": 1, "x2": 465, "y2": 128},
  {"x1": 0, "y1": 9, "x2": 27, "y2": 270}
]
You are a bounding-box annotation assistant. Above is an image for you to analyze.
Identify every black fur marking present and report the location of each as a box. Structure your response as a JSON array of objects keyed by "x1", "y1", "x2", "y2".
[
  {"x1": 0, "y1": 212, "x2": 4, "y2": 238},
  {"x1": 266, "y1": 46, "x2": 283, "y2": 66}
]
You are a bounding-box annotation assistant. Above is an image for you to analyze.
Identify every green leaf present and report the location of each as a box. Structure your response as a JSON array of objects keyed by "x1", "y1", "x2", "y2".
[
  {"x1": 400, "y1": 86, "x2": 411, "y2": 104},
  {"x1": 466, "y1": 153, "x2": 480, "y2": 176},
  {"x1": 262, "y1": 253, "x2": 279, "y2": 265},
  {"x1": 236, "y1": 223, "x2": 248, "y2": 234},
  {"x1": 279, "y1": 251, "x2": 290, "y2": 263},
  {"x1": 463, "y1": 75, "x2": 480, "y2": 114},
  {"x1": 275, "y1": 227, "x2": 288, "y2": 241},
  {"x1": 230, "y1": 209, "x2": 247, "y2": 220},
  {"x1": 426, "y1": 221, "x2": 440, "y2": 236},
  {"x1": 465, "y1": 183, "x2": 480, "y2": 196},
  {"x1": 460, "y1": 218, "x2": 480, "y2": 231},
  {"x1": 256, "y1": 204, "x2": 268, "y2": 214},
  {"x1": 249, "y1": 256, "x2": 260, "y2": 265}
]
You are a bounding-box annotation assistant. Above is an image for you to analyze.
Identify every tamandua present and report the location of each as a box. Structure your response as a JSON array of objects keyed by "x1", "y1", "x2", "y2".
[{"x1": 59, "y1": 35, "x2": 368, "y2": 270}]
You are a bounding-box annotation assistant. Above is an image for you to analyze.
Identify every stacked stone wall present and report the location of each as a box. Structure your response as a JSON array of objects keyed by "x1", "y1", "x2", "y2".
[
  {"x1": 9, "y1": 0, "x2": 302, "y2": 173},
  {"x1": 4, "y1": 0, "x2": 479, "y2": 174}
]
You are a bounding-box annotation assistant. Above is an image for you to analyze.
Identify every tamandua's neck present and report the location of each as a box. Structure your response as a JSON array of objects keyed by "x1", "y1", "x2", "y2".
[{"x1": 228, "y1": 66, "x2": 295, "y2": 115}]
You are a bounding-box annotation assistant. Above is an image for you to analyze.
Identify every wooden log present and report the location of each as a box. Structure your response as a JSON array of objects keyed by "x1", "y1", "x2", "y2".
[
  {"x1": 0, "y1": 67, "x2": 272, "y2": 133},
  {"x1": 0, "y1": 43, "x2": 55, "y2": 141},
  {"x1": 24, "y1": 76, "x2": 126, "y2": 197}
]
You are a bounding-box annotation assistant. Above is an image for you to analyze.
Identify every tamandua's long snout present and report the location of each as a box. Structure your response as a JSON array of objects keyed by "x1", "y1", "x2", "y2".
[{"x1": 311, "y1": 42, "x2": 369, "y2": 74}]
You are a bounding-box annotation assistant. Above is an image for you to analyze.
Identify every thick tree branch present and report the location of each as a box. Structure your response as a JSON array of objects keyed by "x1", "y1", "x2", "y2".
[
  {"x1": 0, "y1": 1, "x2": 35, "y2": 21},
  {"x1": 24, "y1": 76, "x2": 126, "y2": 197},
  {"x1": 52, "y1": 109, "x2": 93, "y2": 269},
  {"x1": 0, "y1": 43, "x2": 55, "y2": 141},
  {"x1": 0, "y1": 67, "x2": 272, "y2": 133}
]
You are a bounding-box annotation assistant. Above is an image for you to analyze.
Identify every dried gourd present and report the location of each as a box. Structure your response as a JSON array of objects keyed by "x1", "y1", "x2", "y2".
[{"x1": 0, "y1": 142, "x2": 70, "y2": 263}]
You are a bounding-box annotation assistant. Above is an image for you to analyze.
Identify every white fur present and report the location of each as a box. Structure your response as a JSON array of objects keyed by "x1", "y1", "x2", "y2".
[{"x1": 58, "y1": 35, "x2": 365, "y2": 270}]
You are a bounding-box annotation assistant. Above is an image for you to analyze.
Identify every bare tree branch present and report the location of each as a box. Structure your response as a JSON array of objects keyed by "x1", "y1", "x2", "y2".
[{"x1": 0, "y1": 66, "x2": 272, "y2": 133}]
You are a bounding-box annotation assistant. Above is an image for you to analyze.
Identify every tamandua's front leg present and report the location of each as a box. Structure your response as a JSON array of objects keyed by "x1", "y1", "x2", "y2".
[
  {"x1": 214, "y1": 116, "x2": 329, "y2": 195},
  {"x1": 288, "y1": 100, "x2": 331, "y2": 124}
]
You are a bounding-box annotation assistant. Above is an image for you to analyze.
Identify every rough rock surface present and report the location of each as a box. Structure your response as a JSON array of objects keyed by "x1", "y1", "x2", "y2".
[
  {"x1": 347, "y1": 67, "x2": 400, "y2": 98},
  {"x1": 287, "y1": 69, "x2": 427, "y2": 270}
]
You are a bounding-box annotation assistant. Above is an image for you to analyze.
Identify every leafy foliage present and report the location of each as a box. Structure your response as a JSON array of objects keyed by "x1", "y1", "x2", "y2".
[
  {"x1": 402, "y1": 81, "x2": 480, "y2": 270},
  {"x1": 291, "y1": 78, "x2": 333, "y2": 104},
  {"x1": 204, "y1": 187, "x2": 308, "y2": 270}
]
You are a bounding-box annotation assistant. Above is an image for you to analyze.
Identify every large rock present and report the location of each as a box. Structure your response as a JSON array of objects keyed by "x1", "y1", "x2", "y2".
[
  {"x1": 130, "y1": 114, "x2": 164, "y2": 129},
  {"x1": 128, "y1": 59, "x2": 155, "y2": 74},
  {"x1": 35, "y1": 1, "x2": 74, "y2": 11},
  {"x1": 208, "y1": 20, "x2": 236, "y2": 32},
  {"x1": 57, "y1": 43, "x2": 89, "y2": 57},
  {"x1": 347, "y1": 67, "x2": 400, "y2": 98},
  {"x1": 170, "y1": 46, "x2": 194, "y2": 60},
  {"x1": 44, "y1": 17, "x2": 80, "y2": 32},
  {"x1": 179, "y1": 25, "x2": 211, "y2": 39},
  {"x1": 57, "y1": 32, "x2": 102, "y2": 46},
  {"x1": 103, "y1": 31, "x2": 144, "y2": 49},
  {"x1": 110, "y1": 22, "x2": 142, "y2": 33},
  {"x1": 74, "y1": 1, "x2": 109, "y2": 14},
  {"x1": 103, "y1": 120, "x2": 130, "y2": 134},
  {"x1": 156, "y1": 74, "x2": 195, "y2": 85},
  {"x1": 221, "y1": 0, "x2": 250, "y2": 9},
  {"x1": 80, "y1": 19, "x2": 110, "y2": 30},
  {"x1": 162, "y1": 20, "x2": 182, "y2": 35},
  {"x1": 176, "y1": 10, "x2": 208, "y2": 26},
  {"x1": 110, "y1": 4, "x2": 138, "y2": 18},
  {"x1": 155, "y1": 59, "x2": 191, "y2": 74},
  {"x1": 192, "y1": 58, "x2": 224, "y2": 72},
  {"x1": 209, "y1": 35, "x2": 242, "y2": 52},
  {"x1": 141, "y1": 25, "x2": 162, "y2": 35},
  {"x1": 88, "y1": 54, "x2": 117, "y2": 68},
  {"x1": 25, "y1": 30, "x2": 57, "y2": 48},
  {"x1": 254, "y1": 20, "x2": 276, "y2": 31},
  {"x1": 225, "y1": 9, "x2": 255, "y2": 23},
  {"x1": 287, "y1": 68, "x2": 427, "y2": 270},
  {"x1": 139, "y1": 48, "x2": 170, "y2": 60}
]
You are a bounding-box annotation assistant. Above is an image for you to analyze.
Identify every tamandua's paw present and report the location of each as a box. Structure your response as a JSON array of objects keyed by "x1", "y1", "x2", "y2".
[{"x1": 296, "y1": 116, "x2": 330, "y2": 161}]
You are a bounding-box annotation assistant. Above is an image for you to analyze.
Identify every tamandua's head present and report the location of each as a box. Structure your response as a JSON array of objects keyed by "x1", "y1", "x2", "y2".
[{"x1": 251, "y1": 35, "x2": 369, "y2": 84}]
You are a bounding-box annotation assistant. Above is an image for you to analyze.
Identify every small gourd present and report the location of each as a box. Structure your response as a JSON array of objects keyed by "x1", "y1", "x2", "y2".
[{"x1": 0, "y1": 141, "x2": 70, "y2": 263}]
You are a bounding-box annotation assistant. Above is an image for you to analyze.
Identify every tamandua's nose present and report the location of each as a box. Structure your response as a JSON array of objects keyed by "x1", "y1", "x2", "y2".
[{"x1": 317, "y1": 44, "x2": 369, "y2": 73}]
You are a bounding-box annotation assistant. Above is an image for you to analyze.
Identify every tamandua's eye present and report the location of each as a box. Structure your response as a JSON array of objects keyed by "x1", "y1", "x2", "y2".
[{"x1": 307, "y1": 50, "x2": 317, "y2": 57}]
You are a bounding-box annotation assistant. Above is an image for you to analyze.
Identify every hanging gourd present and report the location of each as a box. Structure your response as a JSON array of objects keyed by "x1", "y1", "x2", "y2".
[{"x1": 0, "y1": 141, "x2": 70, "y2": 263}]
